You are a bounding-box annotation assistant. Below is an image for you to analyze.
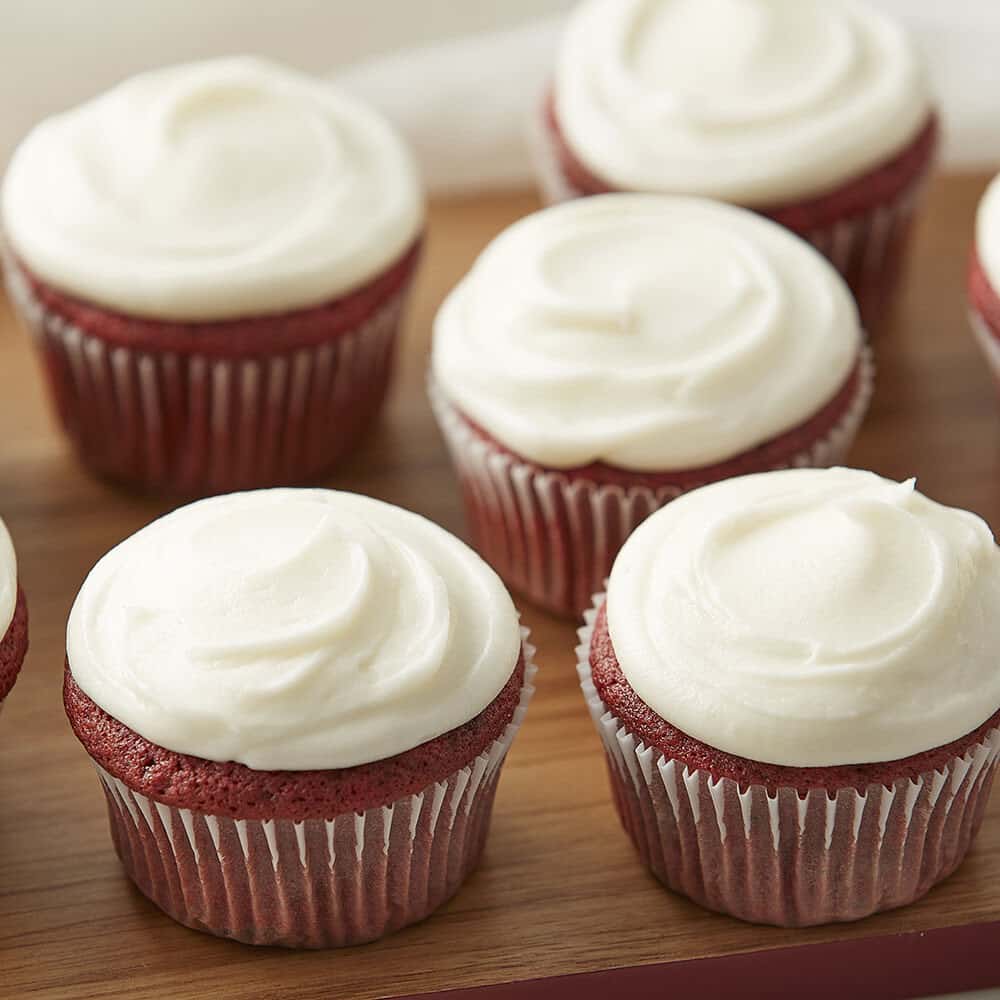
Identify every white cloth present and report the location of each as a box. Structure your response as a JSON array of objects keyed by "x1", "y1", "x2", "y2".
[
  {"x1": 334, "y1": 2, "x2": 1000, "y2": 193},
  {"x1": 1, "y1": 2, "x2": 998, "y2": 195}
]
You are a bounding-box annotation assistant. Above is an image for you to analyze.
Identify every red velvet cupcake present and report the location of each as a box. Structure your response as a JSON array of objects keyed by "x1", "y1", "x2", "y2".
[
  {"x1": 64, "y1": 489, "x2": 534, "y2": 947},
  {"x1": 534, "y1": 0, "x2": 938, "y2": 330},
  {"x1": 578, "y1": 468, "x2": 1000, "y2": 926},
  {"x1": 969, "y1": 173, "x2": 1000, "y2": 384},
  {"x1": 1, "y1": 57, "x2": 424, "y2": 495},
  {"x1": 0, "y1": 518, "x2": 28, "y2": 713},
  {"x1": 431, "y1": 195, "x2": 872, "y2": 618}
]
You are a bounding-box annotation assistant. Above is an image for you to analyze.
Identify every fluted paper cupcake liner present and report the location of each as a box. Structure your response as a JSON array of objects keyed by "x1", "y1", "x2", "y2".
[
  {"x1": 91, "y1": 632, "x2": 536, "y2": 948},
  {"x1": 4, "y1": 259, "x2": 412, "y2": 496},
  {"x1": 429, "y1": 353, "x2": 873, "y2": 618},
  {"x1": 529, "y1": 109, "x2": 929, "y2": 329},
  {"x1": 970, "y1": 308, "x2": 1000, "y2": 389},
  {"x1": 576, "y1": 603, "x2": 1000, "y2": 927}
]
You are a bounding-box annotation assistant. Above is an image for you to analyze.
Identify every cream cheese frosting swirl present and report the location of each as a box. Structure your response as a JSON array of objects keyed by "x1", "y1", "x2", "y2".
[
  {"x1": 975, "y1": 172, "x2": 1000, "y2": 293},
  {"x1": 554, "y1": 0, "x2": 931, "y2": 203},
  {"x1": 607, "y1": 467, "x2": 1000, "y2": 767},
  {"x1": 0, "y1": 517, "x2": 16, "y2": 637},
  {"x1": 67, "y1": 490, "x2": 521, "y2": 771},
  {"x1": 432, "y1": 194, "x2": 860, "y2": 471},
  {"x1": 2, "y1": 57, "x2": 423, "y2": 320}
]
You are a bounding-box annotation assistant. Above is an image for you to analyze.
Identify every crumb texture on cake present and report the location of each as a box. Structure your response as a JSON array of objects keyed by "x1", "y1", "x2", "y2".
[
  {"x1": 64, "y1": 653, "x2": 525, "y2": 821},
  {"x1": 590, "y1": 602, "x2": 1000, "y2": 795},
  {"x1": 0, "y1": 588, "x2": 28, "y2": 701}
]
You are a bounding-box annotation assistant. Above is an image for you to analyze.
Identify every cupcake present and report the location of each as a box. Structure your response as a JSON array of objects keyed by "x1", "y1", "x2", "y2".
[
  {"x1": 2, "y1": 57, "x2": 424, "y2": 495},
  {"x1": 0, "y1": 517, "x2": 28, "y2": 713},
  {"x1": 534, "y1": 0, "x2": 937, "y2": 328},
  {"x1": 64, "y1": 489, "x2": 534, "y2": 947},
  {"x1": 431, "y1": 194, "x2": 872, "y2": 618},
  {"x1": 579, "y1": 467, "x2": 1000, "y2": 927},
  {"x1": 969, "y1": 173, "x2": 1000, "y2": 382}
]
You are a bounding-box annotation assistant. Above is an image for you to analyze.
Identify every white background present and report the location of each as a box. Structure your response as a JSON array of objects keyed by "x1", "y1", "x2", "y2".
[{"x1": 1, "y1": 1, "x2": 998, "y2": 191}]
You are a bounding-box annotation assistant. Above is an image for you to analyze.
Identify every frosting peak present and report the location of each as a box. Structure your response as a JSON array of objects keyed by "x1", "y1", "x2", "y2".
[
  {"x1": 555, "y1": 0, "x2": 931, "y2": 202},
  {"x1": 2, "y1": 57, "x2": 423, "y2": 320},
  {"x1": 0, "y1": 517, "x2": 16, "y2": 637},
  {"x1": 432, "y1": 195, "x2": 859, "y2": 470},
  {"x1": 67, "y1": 490, "x2": 521, "y2": 770},
  {"x1": 607, "y1": 468, "x2": 1000, "y2": 767}
]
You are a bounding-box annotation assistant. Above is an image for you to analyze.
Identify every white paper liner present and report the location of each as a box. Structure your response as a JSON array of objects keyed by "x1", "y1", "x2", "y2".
[
  {"x1": 970, "y1": 307, "x2": 1000, "y2": 385},
  {"x1": 429, "y1": 351, "x2": 873, "y2": 618},
  {"x1": 529, "y1": 105, "x2": 931, "y2": 329},
  {"x1": 3, "y1": 256, "x2": 409, "y2": 495},
  {"x1": 91, "y1": 632, "x2": 536, "y2": 948},
  {"x1": 576, "y1": 599, "x2": 1000, "y2": 927}
]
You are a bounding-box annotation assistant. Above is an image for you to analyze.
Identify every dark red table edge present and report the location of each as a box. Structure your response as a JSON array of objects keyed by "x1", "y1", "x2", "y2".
[{"x1": 405, "y1": 920, "x2": 1000, "y2": 999}]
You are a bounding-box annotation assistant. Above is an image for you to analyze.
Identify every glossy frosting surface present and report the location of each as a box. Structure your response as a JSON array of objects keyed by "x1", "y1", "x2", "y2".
[
  {"x1": 2, "y1": 57, "x2": 423, "y2": 320},
  {"x1": 67, "y1": 489, "x2": 522, "y2": 770},
  {"x1": 433, "y1": 194, "x2": 859, "y2": 470},
  {"x1": 554, "y1": 0, "x2": 930, "y2": 202},
  {"x1": 607, "y1": 467, "x2": 1000, "y2": 766}
]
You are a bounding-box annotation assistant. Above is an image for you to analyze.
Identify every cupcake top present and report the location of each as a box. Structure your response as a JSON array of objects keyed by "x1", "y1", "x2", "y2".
[
  {"x1": 67, "y1": 489, "x2": 521, "y2": 771},
  {"x1": 554, "y1": 0, "x2": 930, "y2": 203},
  {"x1": 975, "y1": 173, "x2": 1000, "y2": 292},
  {"x1": 2, "y1": 57, "x2": 423, "y2": 321},
  {"x1": 606, "y1": 467, "x2": 1000, "y2": 767},
  {"x1": 0, "y1": 518, "x2": 16, "y2": 637},
  {"x1": 433, "y1": 194, "x2": 859, "y2": 471}
]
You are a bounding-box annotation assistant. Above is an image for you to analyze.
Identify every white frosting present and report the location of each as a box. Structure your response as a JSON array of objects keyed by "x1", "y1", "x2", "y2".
[
  {"x1": 0, "y1": 518, "x2": 16, "y2": 637},
  {"x1": 433, "y1": 194, "x2": 859, "y2": 471},
  {"x1": 554, "y1": 0, "x2": 931, "y2": 203},
  {"x1": 2, "y1": 57, "x2": 423, "y2": 320},
  {"x1": 975, "y1": 172, "x2": 1000, "y2": 293},
  {"x1": 607, "y1": 467, "x2": 1000, "y2": 767},
  {"x1": 67, "y1": 490, "x2": 521, "y2": 771}
]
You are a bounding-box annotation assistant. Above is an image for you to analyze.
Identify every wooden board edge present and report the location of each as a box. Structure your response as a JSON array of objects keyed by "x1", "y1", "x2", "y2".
[{"x1": 402, "y1": 920, "x2": 1000, "y2": 999}]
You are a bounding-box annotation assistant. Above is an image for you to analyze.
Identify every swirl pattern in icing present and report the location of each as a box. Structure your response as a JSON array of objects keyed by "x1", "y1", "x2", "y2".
[
  {"x1": 607, "y1": 467, "x2": 1000, "y2": 767},
  {"x1": 432, "y1": 194, "x2": 859, "y2": 471},
  {"x1": 2, "y1": 57, "x2": 423, "y2": 320},
  {"x1": 67, "y1": 490, "x2": 522, "y2": 770},
  {"x1": 0, "y1": 517, "x2": 16, "y2": 637},
  {"x1": 554, "y1": 0, "x2": 931, "y2": 203},
  {"x1": 976, "y1": 172, "x2": 1000, "y2": 293}
]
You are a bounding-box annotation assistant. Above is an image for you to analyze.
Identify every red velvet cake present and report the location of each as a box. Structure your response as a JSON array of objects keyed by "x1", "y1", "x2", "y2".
[
  {"x1": 64, "y1": 653, "x2": 526, "y2": 821},
  {"x1": 431, "y1": 194, "x2": 873, "y2": 619},
  {"x1": 433, "y1": 357, "x2": 871, "y2": 618},
  {"x1": 1, "y1": 58, "x2": 425, "y2": 496},
  {"x1": 538, "y1": 0, "x2": 939, "y2": 331},
  {"x1": 0, "y1": 589, "x2": 28, "y2": 706},
  {"x1": 5, "y1": 242, "x2": 421, "y2": 495},
  {"x1": 590, "y1": 603, "x2": 1000, "y2": 795},
  {"x1": 63, "y1": 489, "x2": 534, "y2": 947},
  {"x1": 537, "y1": 97, "x2": 937, "y2": 331},
  {"x1": 578, "y1": 469, "x2": 1000, "y2": 927}
]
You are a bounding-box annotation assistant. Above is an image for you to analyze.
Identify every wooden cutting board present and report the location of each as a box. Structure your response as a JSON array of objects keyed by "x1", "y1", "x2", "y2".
[{"x1": 1, "y1": 177, "x2": 998, "y2": 1000}]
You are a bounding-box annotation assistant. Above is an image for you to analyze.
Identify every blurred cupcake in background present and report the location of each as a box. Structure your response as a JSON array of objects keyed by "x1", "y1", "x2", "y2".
[
  {"x1": 2, "y1": 57, "x2": 424, "y2": 495},
  {"x1": 579, "y1": 467, "x2": 1000, "y2": 926},
  {"x1": 534, "y1": 0, "x2": 937, "y2": 329},
  {"x1": 969, "y1": 173, "x2": 1000, "y2": 385},
  {"x1": 0, "y1": 516, "x2": 27, "y2": 714},
  {"x1": 431, "y1": 194, "x2": 872, "y2": 619},
  {"x1": 64, "y1": 489, "x2": 534, "y2": 947}
]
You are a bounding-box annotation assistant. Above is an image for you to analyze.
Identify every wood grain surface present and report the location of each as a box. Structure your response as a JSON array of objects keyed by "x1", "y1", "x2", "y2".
[{"x1": 1, "y1": 176, "x2": 998, "y2": 1000}]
